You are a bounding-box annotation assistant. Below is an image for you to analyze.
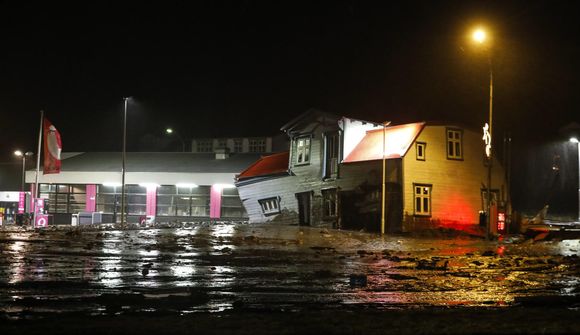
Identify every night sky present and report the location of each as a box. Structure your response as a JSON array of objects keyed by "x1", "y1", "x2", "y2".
[{"x1": 1, "y1": 0, "x2": 580, "y2": 158}]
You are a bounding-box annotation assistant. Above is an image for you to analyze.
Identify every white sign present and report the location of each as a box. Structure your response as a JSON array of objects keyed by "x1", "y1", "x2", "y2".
[
  {"x1": 0, "y1": 192, "x2": 21, "y2": 202},
  {"x1": 482, "y1": 123, "x2": 491, "y2": 158}
]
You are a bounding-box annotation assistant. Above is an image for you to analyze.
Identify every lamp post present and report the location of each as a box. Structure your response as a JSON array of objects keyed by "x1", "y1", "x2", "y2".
[
  {"x1": 14, "y1": 150, "x2": 33, "y2": 192},
  {"x1": 381, "y1": 121, "x2": 392, "y2": 235},
  {"x1": 571, "y1": 137, "x2": 580, "y2": 222},
  {"x1": 120, "y1": 97, "x2": 131, "y2": 224},
  {"x1": 472, "y1": 27, "x2": 494, "y2": 240},
  {"x1": 166, "y1": 127, "x2": 186, "y2": 152}
]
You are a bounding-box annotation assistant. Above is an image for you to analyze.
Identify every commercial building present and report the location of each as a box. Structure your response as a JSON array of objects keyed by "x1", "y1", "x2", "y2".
[{"x1": 24, "y1": 151, "x2": 263, "y2": 224}]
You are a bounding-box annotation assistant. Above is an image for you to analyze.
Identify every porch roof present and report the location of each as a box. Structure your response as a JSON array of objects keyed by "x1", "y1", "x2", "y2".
[{"x1": 237, "y1": 151, "x2": 289, "y2": 180}]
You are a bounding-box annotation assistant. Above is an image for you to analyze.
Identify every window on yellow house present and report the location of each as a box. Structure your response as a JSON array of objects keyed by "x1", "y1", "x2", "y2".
[
  {"x1": 446, "y1": 129, "x2": 463, "y2": 160},
  {"x1": 414, "y1": 184, "x2": 432, "y2": 216}
]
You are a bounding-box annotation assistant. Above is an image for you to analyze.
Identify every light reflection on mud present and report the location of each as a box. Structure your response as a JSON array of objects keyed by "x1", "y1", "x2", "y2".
[{"x1": 0, "y1": 223, "x2": 579, "y2": 319}]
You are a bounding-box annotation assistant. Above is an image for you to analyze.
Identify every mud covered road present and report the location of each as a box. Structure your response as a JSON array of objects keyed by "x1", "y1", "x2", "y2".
[{"x1": 1, "y1": 222, "x2": 580, "y2": 334}]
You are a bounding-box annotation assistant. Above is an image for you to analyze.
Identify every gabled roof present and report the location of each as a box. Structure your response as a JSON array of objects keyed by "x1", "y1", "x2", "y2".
[
  {"x1": 237, "y1": 151, "x2": 289, "y2": 180},
  {"x1": 343, "y1": 122, "x2": 425, "y2": 163},
  {"x1": 280, "y1": 109, "x2": 339, "y2": 134}
]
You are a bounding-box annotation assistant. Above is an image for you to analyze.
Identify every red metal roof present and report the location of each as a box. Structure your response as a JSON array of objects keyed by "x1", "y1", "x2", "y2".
[
  {"x1": 237, "y1": 151, "x2": 289, "y2": 180},
  {"x1": 343, "y1": 122, "x2": 425, "y2": 163}
]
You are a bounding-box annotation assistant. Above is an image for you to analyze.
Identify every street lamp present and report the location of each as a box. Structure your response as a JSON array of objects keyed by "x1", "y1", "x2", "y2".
[
  {"x1": 121, "y1": 97, "x2": 131, "y2": 224},
  {"x1": 571, "y1": 137, "x2": 580, "y2": 222},
  {"x1": 471, "y1": 27, "x2": 494, "y2": 240},
  {"x1": 166, "y1": 127, "x2": 186, "y2": 152},
  {"x1": 14, "y1": 150, "x2": 33, "y2": 192}
]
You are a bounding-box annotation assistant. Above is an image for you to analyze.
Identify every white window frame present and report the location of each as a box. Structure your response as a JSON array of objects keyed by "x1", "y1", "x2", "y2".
[
  {"x1": 258, "y1": 197, "x2": 281, "y2": 216},
  {"x1": 414, "y1": 184, "x2": 432, "y2": 216},
  {"x1": 446, "y1": 129, "x2": 463, "y2": 160},
  {"x1": 416, "y1": 142, "x2": 426, "y2": 161},
  {"x1": 295, "y1": 136, "x2": 311, "y2": 165}
]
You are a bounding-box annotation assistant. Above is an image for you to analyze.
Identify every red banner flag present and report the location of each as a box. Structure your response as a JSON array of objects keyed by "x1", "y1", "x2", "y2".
[{"x1": 43, "y1": 118, "x2": 62, "y2": 174}]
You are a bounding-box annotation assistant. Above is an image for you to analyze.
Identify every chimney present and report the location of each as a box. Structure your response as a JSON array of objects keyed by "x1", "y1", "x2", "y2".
[{"x1": 215, "y1": 148, "x2": 230, "y2": 160}]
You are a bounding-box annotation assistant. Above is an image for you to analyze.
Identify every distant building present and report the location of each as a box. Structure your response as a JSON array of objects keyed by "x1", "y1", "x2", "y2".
[
  {"x1": 190, "y1": 135, "x2": 288, "y2": 154},
  {"x1": 236, "y1": 110, "x2": 509, "y2": 233}
]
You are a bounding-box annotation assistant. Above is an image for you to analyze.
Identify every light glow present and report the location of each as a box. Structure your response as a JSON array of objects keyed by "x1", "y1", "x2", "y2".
[
  {"x1": 166, "y1": 128, "x2": 173, "y2": 134},
  {"x1": 176, "y1": 183, "x2": 198, "y2": 188},
  {"x1": 103, "y1": 182, "x2": 122, "y2": 187},
  {"x1": 14, "y1": 150, "x2": 23, "y2": 157},
  {"x1": 473, "y1": 29, "x2": 486, "y2": 43},
  {"x1": 139, "y1": 183, "x2": 160, "y2": 188},
  {"x1": 570, "y1": 137, "x2": 579, "y2": 143}
]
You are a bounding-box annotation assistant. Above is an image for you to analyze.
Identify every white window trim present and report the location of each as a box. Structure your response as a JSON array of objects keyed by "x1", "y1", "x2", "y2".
[
  {"x1": 446, "y1": 129, "x2": 463, "y2": 160},
  {"x1": 416, "y1": 142, "x2": 426, "y2": 161},
  {"x1": 414, "y1": 184, "x2": 432, "y2": 216},
  {"x1": 295, "y1": 136, "x2": 311, "y2": 165},
  {"x1": 258, "y1": 197, "x2": 281, "y2": 216}
]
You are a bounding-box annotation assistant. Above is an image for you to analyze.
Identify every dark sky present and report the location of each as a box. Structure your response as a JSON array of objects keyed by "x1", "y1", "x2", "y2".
[{"x1": 1, "y1": 0, "x2": 580, "y2": 158}]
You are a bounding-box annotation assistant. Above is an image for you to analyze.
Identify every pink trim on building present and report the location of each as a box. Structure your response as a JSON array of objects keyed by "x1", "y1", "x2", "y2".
[
  {"x1": 85, "y1": 184, "x2": 97, "y2": 212},
  {"x1": 146, "y1": 185, "x2": 157, "y2": 216},
  {"x1": 210, "y1": 185, "x2": 222, "y2": 219}
]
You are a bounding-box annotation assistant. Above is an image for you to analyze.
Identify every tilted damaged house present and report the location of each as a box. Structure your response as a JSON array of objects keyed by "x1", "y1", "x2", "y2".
[{"x1": 235, "y1": 110, "x2": 508, "y2": 232}]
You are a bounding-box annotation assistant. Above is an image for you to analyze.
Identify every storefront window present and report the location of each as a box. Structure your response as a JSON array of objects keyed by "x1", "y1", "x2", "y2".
[
  {"x1": 39, "y1": 184, "x2": 86, "y2": 214},
  {"x1": 97, "y1": 185, "x2": 120, "y2": 213},
  {"x1": 127, "y1": 185, "x2": 146, "y2": 215},
  {"x1": 221, "y1": 188, "x2": 246, "y2": 218},
  {"x1": 156, "y1": 185, "x2": 210, "y2": 217}
]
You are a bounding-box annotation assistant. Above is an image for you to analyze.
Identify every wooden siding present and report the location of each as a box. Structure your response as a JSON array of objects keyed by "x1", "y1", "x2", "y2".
[{"x1": 402, "y1": 125, "x2": 507, "y2": 228}]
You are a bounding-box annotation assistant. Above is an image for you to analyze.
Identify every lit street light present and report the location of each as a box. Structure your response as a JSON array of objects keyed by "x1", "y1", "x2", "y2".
[
  {"x1": 571, "y1": 137, "x2": 580, "y2": 222},
  {"x1": 471, "y1": 26, "x2": 494, "y2": 240},
  {"x1": 166, "y1": 127, "x2": 186, "y2": 152},
  {"x1": 14, "y1": 150, "x2": 33, "y2": 192}
]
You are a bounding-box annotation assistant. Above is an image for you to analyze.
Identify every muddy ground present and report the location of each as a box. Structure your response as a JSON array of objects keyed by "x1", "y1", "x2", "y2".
[{"x1": 0, "y1": 222, "x2": 579, "y2": 334}]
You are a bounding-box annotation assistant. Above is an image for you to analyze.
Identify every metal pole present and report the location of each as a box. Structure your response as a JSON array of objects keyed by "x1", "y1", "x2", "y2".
[
  {"x1": 486, "y1": 56, "x2": 494, "y2": 240},
  {"x1": 381, "y1": 122, "x2": 386, "y2": 235},
  {"x1": 577, "y1": 143, "x2": 580, "y2": 222},
  {"x1": 121, "y1": 98, "x2": 128, "y2": 224},
  {"x1": 20, "y1": 155, "x2": 26, "y2": 192},
  {"x1": 33, "y1": 111, "x2": 44, "y2": 228}
]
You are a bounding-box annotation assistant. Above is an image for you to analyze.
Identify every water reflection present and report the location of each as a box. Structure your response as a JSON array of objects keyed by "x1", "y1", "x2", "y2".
[{"x1": 8, "y1": 241, "x2": 27, "y2": 284}]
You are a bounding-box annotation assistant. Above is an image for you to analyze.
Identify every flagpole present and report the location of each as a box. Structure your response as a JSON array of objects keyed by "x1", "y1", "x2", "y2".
[{"x1": 33, "y1": 110, "x2": 44, "y2": 228}]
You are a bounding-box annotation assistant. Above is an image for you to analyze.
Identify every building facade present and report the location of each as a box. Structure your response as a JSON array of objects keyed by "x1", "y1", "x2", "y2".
[{"x1": 24, "y1": 152, "x2": 261, "y2": 224}]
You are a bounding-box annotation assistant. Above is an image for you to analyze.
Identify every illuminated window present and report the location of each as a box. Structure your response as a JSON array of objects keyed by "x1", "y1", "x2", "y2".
[
  {"x1": 259, "y1": 197, "x2": 280, "y2": 216},
  {"x1": 249, "y1": 138, "x2": 266, "y2": 153},
  {"x1": 39, "y1": 184, "x2": 86, "y2": 214},
  {"x1": 233, "y1": 138, "x2": 243, "y2": 152},
  {"x1": 295, "y1": 136, "x2": 311, "y2": 165},
  {"x1": 416, "y1": 142, "x2": 426, "y2": 161},
  {"x1": 196, "y1": 139, "x2": 213, "y2": 153},
  {"x1": 414, "y1": 184, "x2": 432, "y2": 216},
  {"x1": 322, "y1": 188, "x2": 337, "y2": 217},
  {"x1": 446, "y1": 129, "x2": 463, "y2": 160}
]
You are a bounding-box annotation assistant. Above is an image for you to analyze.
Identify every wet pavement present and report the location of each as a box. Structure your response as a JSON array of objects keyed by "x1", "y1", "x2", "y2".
[{"x1": 1, "y1": 222, "x2": 580, "y2": 333}]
